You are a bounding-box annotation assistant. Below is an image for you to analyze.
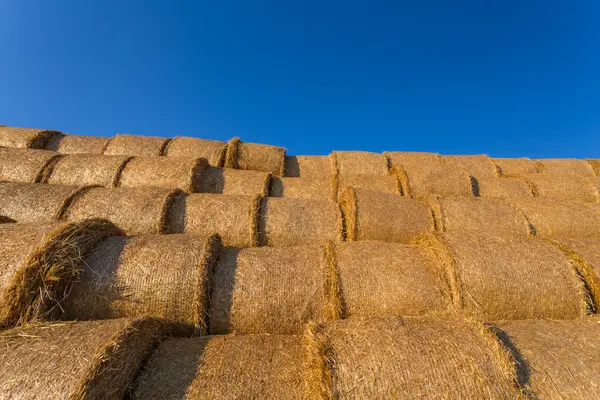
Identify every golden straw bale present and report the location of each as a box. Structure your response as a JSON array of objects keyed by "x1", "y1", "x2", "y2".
[
  {"x1": 0, "y1": 318, "x2": 163, "y2": 400},
  {"x1": 304, "y1": 315, "x2": 520, "y2": 399},
  {"x1": 494, "y1": 317, "x2": 600, "y2": 399},
  {"x1": 64, "y1": 234, "x2": 220, "y2": 334},
  {"x1": 585, "y1": 159, "x2": 600, "y2": 176},
  {"x1": 270, "y1": 176, "x2": 333, "y2": 200},
  {"x1": 340, "y1": 188, "x2": 434, "y2": 243},
  {"x1": 46, "y1": 134, "x2": 110, "y2": 154},
  {"x1": 103, "y1": 133, "x2": 171, "y2": 156},
  {"x1": 118, "y1": 156, "x2": 207, "y2": 192},
  {"x1": 520, "y1": 173, "x2": 599, "y2": 202},
  {"x1": 332, "y1": 151, "x2": 389, "y2": 176},
  {"x1": 493, "y1": 157, "x2": 540, "y2": 175},
  {"x1": 475, "y1": 176, "x2": 534, "y2": 199},
  {"x1": 0, "y1": 220, "x2": 122, "y2": 327},
  {"x1": 0, "y1": 181, "x2": 83, "y2": 223},
  {"x1": 335, "y1": 241, "x2": 450, "y2": 317},
  {"x1": 0, "y1": 147, "x2": 61, "y2": 183},
  {"x1": 0, "y1": 126, "x2": 62, "y2": 149},
  {"x1": 45, "y1": 154, "x2": 130, "y2": 187},
  {"x1": 199, "y1": 166, "x2": 271, "y2": 196},
  {"x1": 164, "y1": 136, "x2": 226, "y2": 166},
  {"x1": 535, "y1": 158, "x2": 597, "y2": 177},
  {"x1": 443, "y1": 154, "x2": 499, "y2": 179},
  {"x1": 284, "y1": 155, "x2": 333, "y2": 178},
  {"x1": 224, "y1": 137, "x2": 286, "y2": 175},
  {"x1": 64, "y1": 186, "x2": 181, "y2": 235},
  {"x1": 260, "y1": 197, "x2": 342, "y2": 246},
  {"x1": 133, "y1": 334, "x2": 303, "y2": 400},
  {"x1": 335, "y1": 174, "x2": 399, "y2": 200}
]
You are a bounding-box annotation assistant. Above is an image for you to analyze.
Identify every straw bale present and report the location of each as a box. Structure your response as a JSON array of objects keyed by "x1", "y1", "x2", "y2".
[
  {"x1": 438, "y1": 197, "x2": 531, "y2": 235},
  {"x1": 46, "y1": 134, "x2": 110, "y2": 154},
  {"x1": 0, "y1": 181, "x2": 83, "y2": 223},
  {"x1": 64, "y1": 186, "x2": 181, "y2": 235},
  {"x1": 118, "y1": 156, "x2": 207, "y2": 192},
  {"x1": 386, "y1": 151, "x2": 472, "y2": 197},
  {"x1": 45, "y1": 154, "x2": 131, "y2": 187},
  {"x1": 210, "y1": 244, "x2": 335, "y2": 334},
  {"x1": 199, "y1": 166, "x2": 271, "y2": 196},
  {"x1": 260, "y1": 197, "x2": 342, "y2": 246},
  {"x1": 304, "y1": 315, "x2": 520, "y2": 399},
  {"x1": 335, "y1": 241, "x2": 450, "y2": 317},
  {"x1": 0, "y1": 220, "x2": 122, "y2": 326},
  {"x1": 133, "y1": 334, "x2": 303, "y2": 400},
  {"x1": 284, "y1": 155, "x2": 333, "y2": 178},
  {"x1": 475, "y1": 176, "x2": 533, "y2": 199},
  {"x1": 494, "y1": 317, "x2": 600, "y2": 399},
  {"x1": 164, "y1": 136, "x2": 226, "y2": 166},
  {"x1": 225, "y1": 137, "x2": 286, "y2": 175},
  {"x1": 335, "y1": 174, "x2": 399, "y2": 200},
  {"x1": 0, "y1": 126, "x2": 62, "y2": 149},
  {"x1": 535, "y1": 158, "x2": 596, "y2": 177},
  {"x1": 64, "y1": 234, "x2": 220, "y2": 334},
  {"x1": 332, "y1": 151, "x2": 389, "y2": 176},
  {"x1": 340, "y1": 188, "x2": 434, "y2": 243},
  {"x1": 103, "y1": 133, "x2": 171, "y2": 156},
  {"x1": 0, "y1": 318, "x2": 163, "y2": 400},
  {"x1": 182, "y1": 193, "x2": 260, "y2": 247},
  {"x1": 270, "y1": 176, "x2": 333, "y2": 200},
  {"x1": 433, "y1": 231, "x2": 587, "y2": 320},
  {"x1": 0, "y1": 147, "x2": 62, "y2": 183},
  {"x1": 520, "y1": 173, "x2": 599, "y2": 202},
  {"x1": 586, "y1": 159, "x2": 600, "y2": 176},
  {"x1": 493, "y1": 157, "x2": 540, "y2": 175},
  {"x1": 443, "y1": 154, "x2": 499, "y2": 179}
]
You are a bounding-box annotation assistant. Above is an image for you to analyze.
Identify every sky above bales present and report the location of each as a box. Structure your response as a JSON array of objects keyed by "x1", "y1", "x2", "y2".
[{"x1": 0, "y1": 1, "x2": 599, "y2": 157}]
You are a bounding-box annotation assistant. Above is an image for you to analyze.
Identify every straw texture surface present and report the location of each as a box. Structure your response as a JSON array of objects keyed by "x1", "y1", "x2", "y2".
[
  {"x1": 335, "y1": 174, "x2": 399, "y2": 199},
  {"x1": 118, "y1": 156, "x2": 208, "y2": 192},
  {"x1": 493, "y1": 157, "x2": 540, "y2": 175},
  {"x1": 332, "y1": 151, "x2": 389, "y2": 176},
  {"x1": 45, "y1": 154, "x2": 130, "y2": 187},
  {"x1": 0, "y1": 147, "x2": 61, "y2": 183},
  {"x1": 46, "y1": 134, "x2": 110, "y2": 154},
  {"x1": 443, "y1": 154, "x2": 498, "y2": 179},
  {"x1": 270, "y1": 177, "x2": 333, "y2": 200},
  {"x1": 0, "y1": 126, "x2": 61, "y2": 149},
  {"x1": 225, "y1": 138, "x2": 286, "y2": 175},
  {"x1": 165, "y1": 136, "x2": 226, "y2": 166},
  {"x1": 103, "y1": 134, "x2": 170, "y2": 156},
  {"x1": 535, "y1": 158, "x2": 597, "y2": 177},
  {"x1": 521, "y1": 173, "x2": 599, "y2": 202},
  {"x1": 284, "y1": 155, "x2": 333, "y2": 178},
  {"x1": 199, "y1": 166, "x2": 271, "y2": 196},
  {"x1": 475, "y1": 176, "x2": 533, "y2": 199}
]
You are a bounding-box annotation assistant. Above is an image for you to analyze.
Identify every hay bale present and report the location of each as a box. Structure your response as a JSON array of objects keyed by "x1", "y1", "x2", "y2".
[
  {"x1": 443, "y1": 154, "x2": 499, "y2": 179},
  {"x1": 0, "y1": 181, "x2": 83, "y2": 223},
  {"x1": 260, "y1": 197, "x2": 342, "y2": 246},
  {"x1": 45, "y1": 134, "x2": 110, "y2": 154},
  {"x1": 284, "y1": 155, "x2": 333, "y2": 178},
  {"x1": 224, "y1": 137, "x2": 286, "y2": 175},
  {"x1": 494, "y1": 317, "x2": 600, "y2": 399},
  {"x1": 0, "y1": 147, "x2": 62, "y2": 183},
  {"x1": 386, "y1": 151, "x2": 473, "y2": 197},
  {"x1": 0, "y1": 318, "x2": 163, "y2": 399},
  {"x1": 64, "y1": 186, "x2": 181, "y2": 235},
  {"x1": 118, "y1": 156, "x2": 208, "y2": 192},
  {"x1": 520, "y1": 173, "x2": 599, "y2": 202},
  {"x1": 334, "y1": 241, "x2": 450, "y2": 318},
  {"x1": 270, "y1": 176, "x2": 333, "y2": 200},
  {"x1": 103, "y1": 133, "x2": 171, "y2": 156},
  {"x1": 164, "y1": 136, "x2": 226, "y2": 166},
  {"x1": 182, "y1": 193, "x2": 260, "y2": 247},
  {"x1": 474, "y1": 176, "x2": 534, "y2": 199},
  {"x1": 535, "y1": 158, "x2": 596, "y2": 177},
  {"x1": 210, "y1": 244, "x2": 337, "y2": 334},
  {"x1": 0, "y1": 220, "x2": 122, "y2": 326},
  {"x1": 339, "y1": 188, "x2": 434, "y2": 243},
  {"x1": 304, "y1": 315, "x2": 520, "y2": 399},
  {"x1": 199, "y1": 166, "x2": 271, "y2": 196},
  {"x1": 44, "y1": 154, "x2": 131, "y2": 187},
  {"x1": 332, "y1": 151, "x2": 389, "y2": 176},
  {"x1": 64, "y1": 234, "x2": 221, "y2": 334},
  {"x1": 335, "y1": 174, "x2": 399, "y2": 200},
  {"x1": 493, "y1": 157, "x2": 540, "y2": 175},
  {"x1": 133, "y1": 334, "x2": 303, "y2": 400},
  {"x1": 0, "y1": 126, "x2": 62, "y2": 149},
  {"x1": 586, "y1": 159, "x2": 600, "y2": 176}
]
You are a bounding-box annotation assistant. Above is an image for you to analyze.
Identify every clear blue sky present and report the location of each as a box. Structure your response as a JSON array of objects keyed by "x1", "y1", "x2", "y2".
[{"x1": 1, "y1": 1, "x2": 599, "y2": 157}]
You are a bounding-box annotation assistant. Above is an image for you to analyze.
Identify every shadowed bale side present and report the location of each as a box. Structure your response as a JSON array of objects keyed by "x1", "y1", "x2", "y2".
[
  {"x1": 118, "y1": 156, "x2": 208, "y2": 192},
  {"x1": 270, "y1": 177, "x2": 333, "y2": 200},
  {"x1": 586, "y1": 159, "x2": 600, "y2": 176},
  {"x1": 443, "y1": 154, "x2": 499, "y2": 179},
  {"x1": 493, "y1": 157, "x2": 541, "y2": 175},
  {"x1": 133, "y1": 334, "x2": 303, "y2": 400},
  {"x1": 520, "y1": 173, "x2": 599, "y2": 202},
  {"x1": 46, "y1": 134, "x2": 111, "y2": 154},
  {"x1": 64, "y1": 234, "x2": 221, "y2": 334},
  {"x1": 332, "y1": 151, "x2": 389, "y2": 176},
  {"x1": 335, "y1": 174, "x2": 399, "y2": 200},
  {"x1": 225, "y1": 137, "x2": 286, "y2": 175},
  {"x1": 0, "y1": 126, "x2": 62, "y2": 149},
  {"x1": 475, "y1": 176, "x2": 534, "y2": 199},
  {"x1": 0, "y1": 147, "x2": 62, "y2": 183},
  {"x1": 284, "y1": 155, "x2": 333, "y2": 178},
  {"x1": 164, "y1": 136, "x2": 227, "y2": 166},
  {"x1": 103, "y1": 134, "x2": 171, "y2": 156},
  {"x1": 0, "y1": 318, "x2": 163, "y2": 400},
  {"x1": 0, "y1": 216, "x2": 15, "y2": 223},
  {"x1": 494, "y1": 317, "x2": 600, "y2": 399},
  {"x1": 45, "y1": 154, "x2": 131, "y2": 187},
  {"x1": 198, "y1": 166, "x2": 271, "y2": 196},
  {"x1": 535, "y1": 158, "x2": 597, "y2": 177}
]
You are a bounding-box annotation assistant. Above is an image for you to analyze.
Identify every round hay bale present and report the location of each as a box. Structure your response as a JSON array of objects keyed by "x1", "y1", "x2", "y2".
[
  {"x1": 44, "y1": 154, "x2": 131, "y2": 187},
  {"x1": 492, "y1": 157, "x2": 541, "y2": 175},
  {"x1": 0, "y1": 220, "x2": 122, "y2": 327},
  {"x1": 339, "y1": 188, "x2": 434, "y2": 243},
  {"x1": 334, "y1": 241, "x2": 450, "y2": 318},
  {"x1": 45, "y1": 134, "x2": 110, "y2": 154},
  {"x1": 199, "y1": 166, "x2": 271, "y2": 196},
  {"x1": 269, "y1": 176, "x2": 333, "y2": 200},
  {"x1": 0, "y1": 147, "x2": 62, "y2": 183},
  {"x1": 520, "y1": 173, "x2": 599, "y2": 202},
  {"x1": 224, "y1": 137, "x2": 286, "y2": 175},
  {"x1": 0, "y1": 318, "x2": 163, "y2": 400},
  {"x1": 183, "y1": 193, "x2": 260, "y2": 247},
  {"x1": 493, "y1": 317, "x2": 600, "y2": 399},
  {"x1": 474, "y1": 176, "x2": 534, "y2": 199},
  {"x1": 304, "y1": 315, "x2": 520, "y2": 399},
  {"x1": 64, "y1": 234, "x2": 221, "y2": 334},
  {"x1": 0, "y1": 126, "x2": 62, "y2": 149},
  {"x1": 64, "y1": 186, "x2": 181, "y2": 235},
  {"x1": 133, "y1": 334, "x2": 303, "y2": 400},
  {"x1": 0, "y1": 181, "x2": 83, "y2": 223},
  {"x1": 585, "y1": 159, "x2": 600, "y2": 176},
  {"x1": 332, "y1": 151, "x2": 389, "y2": 176},
  {"x1": 118, "y1": 156, "x2": 208, "y2": 192},
  {"x1": 443, "y1": 154, "x2": 499, "y2": 179},
  {"x1": 335, "y1": 174, "x2": 399, "y2": 200},
  {"x1": 259, "y1": 197, "x2": 342, "y2": 246},
  {"x1": 284, "y1": 155, "x2": 333, "y2": 178},
  {"x1": 164, "y1": 136, "x2": 227, "y2": 166},
  {"x1": 535, "y1": 158, "x2": 597, "y2": 177},
  {"x1": 103, "y1": 133, "x2": 171, "y2": 157}
]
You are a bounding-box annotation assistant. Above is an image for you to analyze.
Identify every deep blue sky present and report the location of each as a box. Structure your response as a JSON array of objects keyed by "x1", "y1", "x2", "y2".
[{"x1": 1, "y1": 1, "x2": 599, "y2": 157}]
